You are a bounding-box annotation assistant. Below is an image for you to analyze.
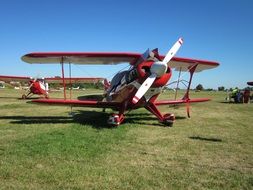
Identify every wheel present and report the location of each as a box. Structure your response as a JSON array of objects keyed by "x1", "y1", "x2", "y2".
[
  {"x1": 107, "y1": 114, "x2": 124, "y2": 127},
  {"x1": 163, "y1": 119, "x2": 174, "y2": 127},
  {"x1": 22, "y1": 94, "x2": 27, "y2": 99},
  {"x1": 162, "y1": 113, "x2": 175, "y2": 127}
]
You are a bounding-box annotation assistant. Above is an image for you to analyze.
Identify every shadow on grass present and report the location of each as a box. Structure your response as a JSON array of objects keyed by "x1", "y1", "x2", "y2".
[
  {"x1": 0, "y1": 97, "x2": 21, "y2": 100},
  {"x1": 73, "y1": 110, "x2": 111, "y2": 128},
  {"x1": 124, "y1": 113, "x2": 186, "y2": 127},
  {"x1": 0, "y1": 116, "x2": 72, "y2": 124},
  {"x1": 74, "y1": 111, "x2": 182, "y2": 127},
  {"x1": 17, "y1": 97, "x2": 41, "y2": 100},
  {"x1": 0, "y1": 110, "x2": 187, "y2": 128},
  {"x1": 219, "y1": 101, "x2": 243, "y2": 104},
  {"x1": 219, "y1": 101, "x2": 230, "y2": 104},
  {"x1": 0, "y1": 96, "x2": 41, "y2": 100},
  {"x1": 74, "y1": 111, "x2": 174, "y2": 128},
  {"x1": 0, "y1": 112, "x2": 109, "y2": 129},
  {"x1": 77, "y1": 95, "x2": 104, "y2": 101},
  {"x1": 189, "y1": 136, "x2": 222, "y2": 142}
]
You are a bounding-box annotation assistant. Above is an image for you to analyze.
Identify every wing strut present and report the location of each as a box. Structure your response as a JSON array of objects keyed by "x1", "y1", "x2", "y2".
[
  {"x1": 69, "y1": 62, "x2": 72, "y2": 100},
  {"x1": 174, "y1": 67, "x2": 182, "y2": 100},
  {"x1": 183, "y1": 64, "x2": 198, "y2": 118},
  {"x1": 183, "y1": 64, "x2": 198, "y2": 100},
  {"x1": 61, "y1": 57, "x2": 66, "y2": 100}
]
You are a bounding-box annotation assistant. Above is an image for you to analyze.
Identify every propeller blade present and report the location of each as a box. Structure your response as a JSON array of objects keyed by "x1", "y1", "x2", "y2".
[
  {"x1": 132, "y1": 73, "x2": 156, "y2": 104},
  {"x1": 162, "y1": 37, "x2": 183, "y2": 65}
]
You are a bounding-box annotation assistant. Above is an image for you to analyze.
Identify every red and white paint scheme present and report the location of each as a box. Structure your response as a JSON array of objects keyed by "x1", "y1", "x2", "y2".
[
  {"x1": 0, "y1": 75, "x2": 104, "y2": 99},
  {"x1": 21, "y1": 38, "x2": 219, "y2": 126}
]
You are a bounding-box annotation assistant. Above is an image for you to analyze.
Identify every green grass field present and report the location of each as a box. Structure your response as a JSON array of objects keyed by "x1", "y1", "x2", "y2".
[{"x1": 0, "y1": 88, "x2": 252, "y2": 189}]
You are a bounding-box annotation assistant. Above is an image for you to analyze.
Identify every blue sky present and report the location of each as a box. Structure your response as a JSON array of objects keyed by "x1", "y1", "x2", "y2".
[{"x1": 0, "y1": 0, "x2": 252, "y2": 89}]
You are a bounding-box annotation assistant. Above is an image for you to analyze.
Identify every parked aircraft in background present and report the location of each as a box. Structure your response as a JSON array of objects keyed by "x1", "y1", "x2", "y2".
[{"x1": 0, "y1": 75, "x2": 104, "y2": 99}]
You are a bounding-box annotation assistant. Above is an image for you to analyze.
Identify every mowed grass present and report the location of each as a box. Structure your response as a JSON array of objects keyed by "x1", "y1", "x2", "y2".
[{"x1": 0, "y1": 88, "x2": 252, "y2": 189}]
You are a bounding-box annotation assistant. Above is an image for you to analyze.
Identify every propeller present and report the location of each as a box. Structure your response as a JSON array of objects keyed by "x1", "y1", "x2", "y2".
[{"x1": 132, "y1": 38, "x2": 184, "y2": 104}]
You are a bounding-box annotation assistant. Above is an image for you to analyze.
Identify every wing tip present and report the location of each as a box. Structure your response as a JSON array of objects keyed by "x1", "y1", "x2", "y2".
[
  {"x1": 178, "y1": 37, "x2": 184, "y2": 44},
  {"x1": 132, "y1": 96, "x2": 139, "y2": 104}
]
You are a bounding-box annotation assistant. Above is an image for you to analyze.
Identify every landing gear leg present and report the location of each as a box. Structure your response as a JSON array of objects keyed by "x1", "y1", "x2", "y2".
[
  {"x1": 145, "y1": 102, "x2": 175, "y2": 127},
  {"x1": 22, "y1": 91, "x2": 32, "y2": 99}
]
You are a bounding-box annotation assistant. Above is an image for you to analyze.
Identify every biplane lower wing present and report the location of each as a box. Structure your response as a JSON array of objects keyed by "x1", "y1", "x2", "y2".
[
  {"x1": 32, "y1": 97, "x2": 209, "y2": 108},
  {"x1": 32, "y1": 99, "x2": 121, "y2": 109},
  {"x1": 0, "y1": 75, "x2": 31, "y2": 83},
  {"x1": 155, "y1": 98, "x2": 210, "y2": 106},
  {"x1": 247, "y1": 81, "x2": 253, "y2": 86}
]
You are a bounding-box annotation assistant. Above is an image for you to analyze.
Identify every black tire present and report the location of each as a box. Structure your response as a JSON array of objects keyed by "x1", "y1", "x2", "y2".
[{"x1": 22, "y1": 94, "x2": 27, "y2": 99}]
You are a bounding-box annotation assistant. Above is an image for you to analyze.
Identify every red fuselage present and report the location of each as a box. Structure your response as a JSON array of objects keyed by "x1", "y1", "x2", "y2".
[
  {"x1": 29, "y1": 80, "x2": 47, "y2": 95},
  {"x1": 108, "y1": 60, "x2": 172, "y2": 110}
]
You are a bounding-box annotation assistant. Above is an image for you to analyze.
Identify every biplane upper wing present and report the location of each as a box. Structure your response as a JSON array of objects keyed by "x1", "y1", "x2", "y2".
[
  {"x1": 44, "y1": 77, "x2": 104, "y2": 84},
  {"x1": 167, "y1": 57, "x2": 219, "y2": 72},
  {"x1": 0, "y1": 75, "x2": 31, "y2": 83},
  {"x1": 32, "y1": 99, "x2": 121, "y2": 109},
  {"x1": 22, "y1": 52, "x2": 219, "y2": 72},
  {"x1": 22, "y1": 52, "x2": 141, "y2": 65}
]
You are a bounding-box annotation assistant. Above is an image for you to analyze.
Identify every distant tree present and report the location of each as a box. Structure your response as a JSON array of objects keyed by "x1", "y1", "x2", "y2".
[
  {"x1": 196, "y1": 84, "x2": 204, "y2": 91},
  {"x1": 218, "y1": 86, "x2": 225, "y2": 91}
]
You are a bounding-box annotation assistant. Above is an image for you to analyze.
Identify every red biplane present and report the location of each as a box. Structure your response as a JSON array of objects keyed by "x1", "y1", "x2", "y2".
[
  {"x1": 21, "y1": 38, "x2": 219, "y2": 126},
  {"x1": 0, "y1": 75, "x2": 104, "y2": 99}
]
